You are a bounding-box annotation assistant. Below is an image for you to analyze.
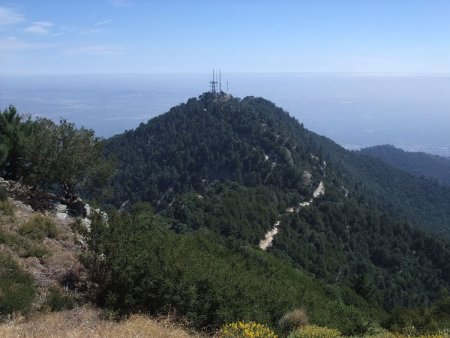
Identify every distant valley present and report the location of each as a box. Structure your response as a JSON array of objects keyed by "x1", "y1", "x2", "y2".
[{"x1": 1, "y1": 73, "x2": 450, "y2": 156}]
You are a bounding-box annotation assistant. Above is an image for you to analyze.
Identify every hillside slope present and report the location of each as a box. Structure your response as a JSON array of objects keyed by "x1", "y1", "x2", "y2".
[
  {"x1": 106, "y1": 93, "x2": 450, "y2": 312},
  {"x1": 360, "y1": 144, "x2": 450, "y2": 186},
  {"x1": 0, "y1": 178, "x2": 380, "y2": 335},
  {"x1": 107, "y1": 93, "x2": 450, "y2": 237},
  {"x1": 0, "y1": 182, "x2": 201, "y2": 337}
]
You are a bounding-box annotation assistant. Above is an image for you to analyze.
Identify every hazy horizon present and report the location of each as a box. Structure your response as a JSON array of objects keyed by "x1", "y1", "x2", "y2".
[
  {"x1": 1, "y1": 1, "x2": 449, "y2": 156},
  {"x1": 1, "y1": 72, "x2": 449, "y2": 157}
]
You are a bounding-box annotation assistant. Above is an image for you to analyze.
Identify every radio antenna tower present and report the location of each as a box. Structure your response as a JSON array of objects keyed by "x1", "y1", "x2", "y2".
[{"x1": 210, "y1": 70, "x2": 218, "y2": 94}]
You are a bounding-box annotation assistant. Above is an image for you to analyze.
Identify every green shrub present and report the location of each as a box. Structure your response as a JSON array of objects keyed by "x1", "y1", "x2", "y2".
[
  {"x1": 430, "y1": 296, "x2": 450, "y2": 327},
  {"x1": 0, "y1": 228, "x2": 48, "y2": 258},
  {"x1": 326, "y1": 301, "x2": 370, "y2": 336},
  {"x1": 382, "y1": 308, "x2": 426, "y2": 336},
  {"x1": 70, "y1": 218, "x2": 89, "y2": 238},
  {"x1": 0, "y1": 199, "x2": 13, "y2": 216},
  {"x1": 87, "y1": 211, "x2": 379, "y2": 333},
  {"x1": 287, "y1": 325, "x2": 341, "y2": 338},
  {"x1": 0, "y1": 252, "x2": 36, "y2": 317},
  {"x1": 219, "y1": 321, "x2": 278, "y2": 337},
  {"x1": 22, "y1": 244, "x2": 49, "y2": 258},
  {"x1": 279, "y1": 309, "x2": 309, "y2": 335},
  {"x1": 0, "y1": 186, "x2": 7, "y2": 201},
  {"x1": 382, "y1": 298, "x2": 450, "y2": 336},
  {"x1": 18, "y1": 215, "x2": 57, "y2": 240},
  {"x1": 43, "y1": 287, "x2": 75, "y2": 311}
]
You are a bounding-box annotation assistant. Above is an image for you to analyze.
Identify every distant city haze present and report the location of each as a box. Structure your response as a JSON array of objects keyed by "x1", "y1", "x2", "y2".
[
  {"x1": 1, "y1": 73, "x2": 449, "y2": 156},
  {"x1": 1, "y1": 1, "x2": 449, "y2": 155}
]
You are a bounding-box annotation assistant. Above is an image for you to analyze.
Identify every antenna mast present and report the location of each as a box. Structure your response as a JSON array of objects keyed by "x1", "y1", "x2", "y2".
[
  {"x1": 209, "y1": 69, "x2": 227, "y2": 94},
  {"x1": 210, "y1": 69, "x2": 218, "y2": 94}
]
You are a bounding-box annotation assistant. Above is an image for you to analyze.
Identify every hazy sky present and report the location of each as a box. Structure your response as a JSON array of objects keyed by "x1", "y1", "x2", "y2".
[{"x1": 1, "y1": 0, "x2": 450, "y2": 75}]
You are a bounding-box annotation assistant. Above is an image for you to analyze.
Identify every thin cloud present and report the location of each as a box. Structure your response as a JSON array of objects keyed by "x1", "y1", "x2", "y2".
[
  {"x1": 25, "y1": 21, "x2": 54, "y2": 35},
  {"x1": 82, "y1": 29, "x2": 105, "y2": 35},
  {"x1": 67, "y1": 45, "x2": 125, "y2": 56},
  {"x1": 52, "y1": 25, "x2": 75, "y2": 37},
  {"x1": 0, "y1": 6, "x2": 25, "y2": 26},
  {"x1": 94, "y1": 19, "x2": 112, "y2": 26},
  {"x1": 110, "y1": 0, "x2": 132, "y2": 7},
  {"x1": 0, "y1": 36, "x2": 49, "y2": 51}
]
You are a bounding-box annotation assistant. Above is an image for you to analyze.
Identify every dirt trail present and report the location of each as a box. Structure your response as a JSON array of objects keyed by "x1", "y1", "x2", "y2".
[
  {"x1": 259, "y1": 221, "x2": 280, "y2": 250},
  {"x1": 259, "y1": 181, "x2": 325, "y2": 250}
]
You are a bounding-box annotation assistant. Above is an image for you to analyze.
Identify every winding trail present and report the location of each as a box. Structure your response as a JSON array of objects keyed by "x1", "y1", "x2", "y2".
[
  {"x1": 259, "y1": 181, "x2": 325, "y2": 250},
  {"x1": 259, "y1": 221, "x2": 280, "y2": 250}
]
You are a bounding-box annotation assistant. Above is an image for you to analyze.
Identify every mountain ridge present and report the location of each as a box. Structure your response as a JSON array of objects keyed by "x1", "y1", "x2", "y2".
[
  {"x1": 105, "y1": 92, "x2": 450, "y2": 311},
  {"x1": 107, "y1": 92, "x2": 450, "y2": 237},
  {"x1": 360, "y1": 144, "x2": 450, "y2": 187}
]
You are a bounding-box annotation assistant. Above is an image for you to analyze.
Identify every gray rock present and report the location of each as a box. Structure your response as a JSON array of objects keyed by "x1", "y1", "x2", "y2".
[
  {"x1": 84, "y1": 203, "x2": 91, "y2": 217},
  {"x1": 55, "y1": 203, "x2": 68, "y2": 213},
  {"x1": 303, "y1": 170, "x2": 312, "y2": 186},
  {"x1": 80, "y1": 218, "x2": 92, "y2": 231},
  {"x1": 55, "y1": 203, "x2": 68, "y2": 220},
  {"x1": 56, "y1": 212, "x2": 68, "y2": 220}
]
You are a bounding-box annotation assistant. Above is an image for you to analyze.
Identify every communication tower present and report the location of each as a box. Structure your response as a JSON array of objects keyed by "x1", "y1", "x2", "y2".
[
  {"x1": 210, "y1": 70, "x2": 218, "y2": 93},
  {"x1": 210, "y1": 69, "x2": 224, "y2": 94}
]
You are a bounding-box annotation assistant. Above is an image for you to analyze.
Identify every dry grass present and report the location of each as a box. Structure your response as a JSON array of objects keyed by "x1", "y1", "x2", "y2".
[
  {"x1": 0, "y1": 306, "x2": 202, "y2": 338},
  {"x1": 0, "y1": 196, "x2": 89, "y2": 306},
  {"x1": 279, "y1": 308, "x2": 309, "y2": 334}
]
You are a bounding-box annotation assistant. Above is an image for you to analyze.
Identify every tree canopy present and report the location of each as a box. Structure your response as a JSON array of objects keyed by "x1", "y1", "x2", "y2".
[
  {"x1": 0, "y1": 105, "x2": 29, "y2": 179},
  {"x1": 0, "y1": 107, "x2": 115, "y2": 201},
  {"x1": 22, "y1": 118, "x2": 115, "y2": 201}
]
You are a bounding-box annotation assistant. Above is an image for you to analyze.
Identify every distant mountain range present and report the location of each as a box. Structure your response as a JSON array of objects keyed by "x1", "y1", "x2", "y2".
[
  {"x1": 360, "y1": 144, "x2": 450, "y2": 187},
  {"x1": 105, "y1": 92, "x2": 450, "y2": 318}
]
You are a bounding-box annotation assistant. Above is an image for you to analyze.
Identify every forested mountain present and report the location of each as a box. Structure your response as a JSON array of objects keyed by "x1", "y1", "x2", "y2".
[
  {"x1": 360, "y1": 144, "x2": 450, "y2": 187},
  {"x1": 106, "y1": 92, "x2": 450, "y2": 323},
  {"x1": 107, "y1": 93, "x2": 450, "y2": 238},
  {"x1": 0, "y1": 105, "x2": 376, "y2": 336}
]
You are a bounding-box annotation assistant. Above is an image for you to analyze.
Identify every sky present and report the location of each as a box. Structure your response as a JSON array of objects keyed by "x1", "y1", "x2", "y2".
[{"x1": 1, "y1": 0, "x2": 450, "y2": 75}]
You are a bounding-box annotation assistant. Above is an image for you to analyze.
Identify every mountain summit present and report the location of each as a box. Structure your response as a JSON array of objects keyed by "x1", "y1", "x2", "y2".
[{"x1": 106, "y1": 93, "x2": 450, "y2": 311}]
